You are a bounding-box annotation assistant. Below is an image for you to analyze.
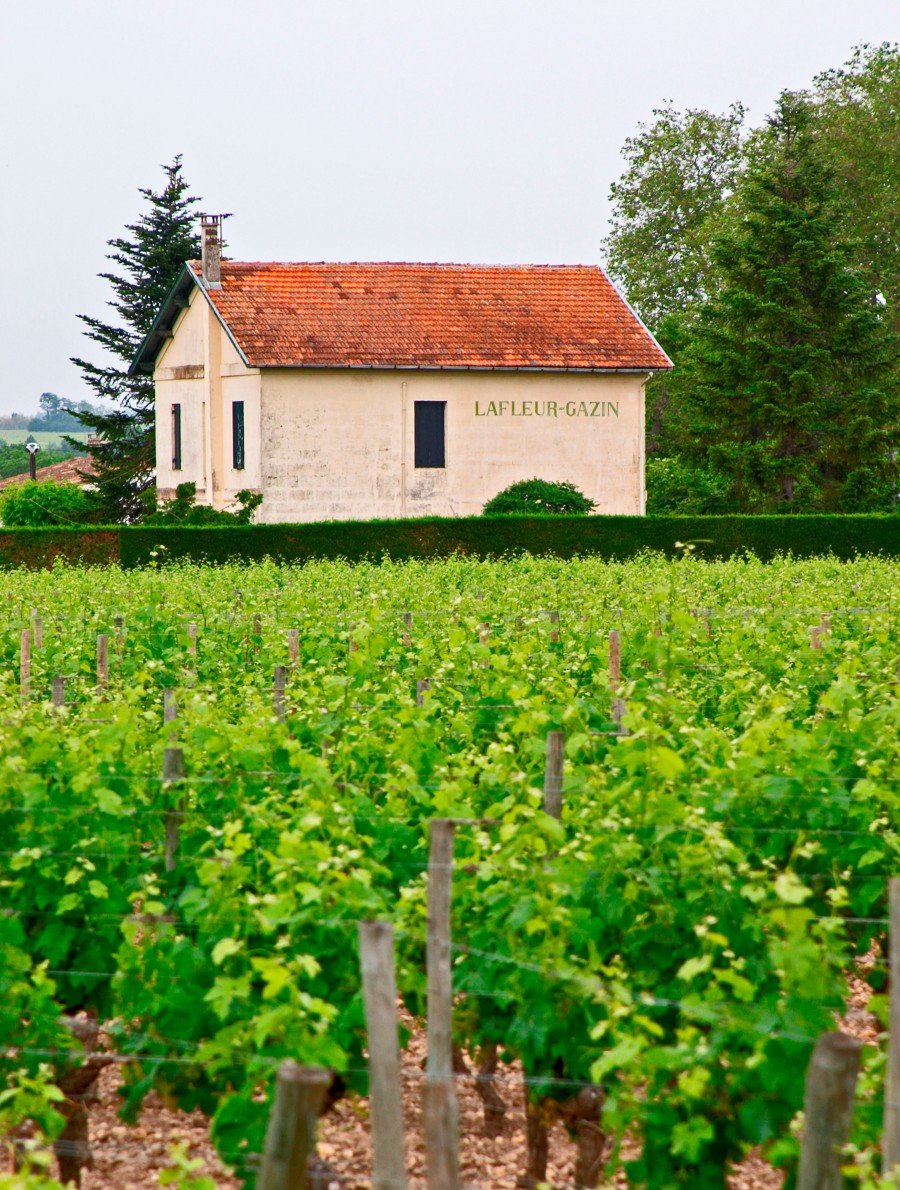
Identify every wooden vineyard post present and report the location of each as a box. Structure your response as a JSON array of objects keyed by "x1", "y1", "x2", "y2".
[
  {"x1": 52, "y1": 676, "x2": 65, "y2": 708},
  {"x1": 113, "y1": 614, "x2": 124, "y2": 651},
  {"x1": 811, "y1": 625, "x2": 824, "y2": 651},
  {"x1": 423, "y1": 818, "x2": 460, "y2": 1190},
  {"x1": 287, "y1": 629, "x2": 300, "y2": 666},
  {"x1": 258, "y1": 1061, "x2": 331, "y2": 1190},
  {"x1": 163, "y1": 747, "x2": 184, "y2": 873},
  {"x1": 797, "y1": 1032, "x2": 861, "y2": 1190},
  {"x1": 402, "y1": 611, "x2": 413, "y2": 646},
  {"x1": 163, "y1": 690, "x2": 177, "y2": 724},
  {"x1": 20, "y1": 629, "x2": 31, "y2": 699},
  {"x1": 273, "y1": 666, "x2": 288, "y2": 723},
  {"x1": 543, "y1": 731, "x2": 565, "y2": 819},
  {"x1": 187, "y1": 622, "x2": 198, "y2": 657},
  {"x1": 884, "y1": 878, "x2": 900, "y2": 1176},
  {"x1": 349, "y1": 622, "x2": 359, "y2": 654},
  {"x1": 549, "y1": 610, "x2": 560, "y2": 645},
  {"x1": 358, "y1": 922, "x2": 408, "y2": 1190},
  {"x1": 96, "y1": 634, "x2": 109, "y2": 692},
  {"x1": 609, "y1": 629, "x2": 626, "y2": 734},
  {"x1": 31, "y1": 611, "x2": 42, "y2": 650},
  {"x1": 416, "y1": 678, "x2": 431, "y2": 707},
  {"x1": 479, "y1": 622, "x2": 489, "y2": 667}
]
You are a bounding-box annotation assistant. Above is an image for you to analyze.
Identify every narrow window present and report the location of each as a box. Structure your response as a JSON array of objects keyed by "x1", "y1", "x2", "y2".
[
  {"x1": 232, "y1": 400, "x2": 245, "y2": 470},
  {"x1": 171, "y1": 403, "x2": 182, "y2": 470},
  {"x1": 414, "y1": 401, "x2": 446, "y2": 468}
]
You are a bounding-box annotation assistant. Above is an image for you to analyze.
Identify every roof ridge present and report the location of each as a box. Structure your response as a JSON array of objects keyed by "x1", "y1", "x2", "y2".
[{"x1": 190, "y1": 260, "x2": 605, "y2": 271}]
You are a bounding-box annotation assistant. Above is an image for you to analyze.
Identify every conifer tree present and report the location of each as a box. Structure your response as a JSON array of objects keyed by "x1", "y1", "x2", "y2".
[
  {"x1": 672, "y1": 93, "x2": 898, "y2": 510},
  {"x1": 71, "y1": 157, "x2": 201, "y2": 520}
]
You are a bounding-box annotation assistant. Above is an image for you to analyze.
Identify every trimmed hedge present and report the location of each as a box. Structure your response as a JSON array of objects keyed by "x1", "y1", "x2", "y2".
[{"x1": 0, "y1": 515, "x2": 897, "y2": 569}]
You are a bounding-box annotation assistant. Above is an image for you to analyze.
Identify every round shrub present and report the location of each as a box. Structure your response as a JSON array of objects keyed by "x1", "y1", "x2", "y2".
[{"x1": 482, "y1": 478, "x2": 596, "y2": 516}]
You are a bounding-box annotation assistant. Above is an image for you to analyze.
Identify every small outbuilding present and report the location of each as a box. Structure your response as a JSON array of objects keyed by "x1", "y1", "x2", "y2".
[{"x1": 131, "y1": 217, "x2": 670, "y2": 522}]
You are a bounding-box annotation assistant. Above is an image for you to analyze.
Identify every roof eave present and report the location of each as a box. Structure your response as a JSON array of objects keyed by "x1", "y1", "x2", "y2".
[
  {"x1": 128, "y1": 266, "x2": 199, "y2": 376},
  {"x1": 245, "y1": 362, "x2": 667, "y2": 373},
  {"x1": 128, "y1": 265, "x2": 252, "y2": 376}
]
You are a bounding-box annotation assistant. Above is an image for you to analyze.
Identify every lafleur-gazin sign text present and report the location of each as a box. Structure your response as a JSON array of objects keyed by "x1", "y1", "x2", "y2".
[{"x1": 474, "y1": 399, "x2": 619, "y2": 418}]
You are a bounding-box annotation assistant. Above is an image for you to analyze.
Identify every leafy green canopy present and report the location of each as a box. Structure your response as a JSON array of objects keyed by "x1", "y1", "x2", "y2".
[
  {"x1": 603, "y1": 101, "x2": 747, "y2": 331},
  {"x1": 0, "y1": 481, "x2": 102, "y2": 528},
  {"x1": 671, "y1": 94, "x2": 899, "y2": 511},
  {"x1": 71, "y1": 156, "x2": 201, "y2": 522},
  {"x1": 482, "y1": 478, "x2": 596, "y2": 516}
]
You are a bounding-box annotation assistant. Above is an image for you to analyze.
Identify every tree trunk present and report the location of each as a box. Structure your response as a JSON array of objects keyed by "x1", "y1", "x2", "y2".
[{"x1": 472, "y1": 1044, "x2": 508, "y2": 1137}]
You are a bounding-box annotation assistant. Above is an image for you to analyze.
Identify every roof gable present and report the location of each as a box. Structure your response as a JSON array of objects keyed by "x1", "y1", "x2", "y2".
[{"x1": 133, "y1": 261, "x2": 671, "y2": 374}]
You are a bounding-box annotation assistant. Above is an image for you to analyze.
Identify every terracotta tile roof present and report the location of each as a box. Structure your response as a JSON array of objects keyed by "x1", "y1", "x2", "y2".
[
  {"x1": 0, "y1": 456, "x2": 96, "y2": 491},
  {"x1": 187, "y1": 262, "x2": 671, "y2": 371}
]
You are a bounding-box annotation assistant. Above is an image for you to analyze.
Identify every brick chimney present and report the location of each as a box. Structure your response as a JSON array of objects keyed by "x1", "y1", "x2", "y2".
[{"x1": 200, "y1": 214, "x2": 225, "y2": 289}]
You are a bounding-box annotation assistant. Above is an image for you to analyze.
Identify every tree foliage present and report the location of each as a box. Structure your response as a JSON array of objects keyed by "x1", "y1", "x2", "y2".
[
  {"x1": 810, "y1": 42, "x2": 900, "y2": 332},
  {"x1": 603, "y1": 101, "x2": 747, "y2": 330},
  {"x1": 71, "y1": 157, "x2": 201, "y2": 521},
  {"x1": 670, "y1": 94, "x2": 899, "y2": 511}
]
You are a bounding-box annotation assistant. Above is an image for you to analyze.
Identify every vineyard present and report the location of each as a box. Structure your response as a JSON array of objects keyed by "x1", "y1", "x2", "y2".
[{"x1": 2, "y1": 552, "x2": 899, "y2": 1189}]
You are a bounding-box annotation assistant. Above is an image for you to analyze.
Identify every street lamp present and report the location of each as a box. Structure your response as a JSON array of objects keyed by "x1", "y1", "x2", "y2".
[{"x1": 25, "y1": 434, "x2": 40, "y2": 481}]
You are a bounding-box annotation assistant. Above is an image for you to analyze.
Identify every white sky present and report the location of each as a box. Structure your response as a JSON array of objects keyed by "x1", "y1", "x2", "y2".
[{"x1": 0, "y1": 0, "x2": 896, "y2": 415}]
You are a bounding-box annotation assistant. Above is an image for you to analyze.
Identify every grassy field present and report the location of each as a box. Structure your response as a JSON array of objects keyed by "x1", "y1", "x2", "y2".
[
  {"x1": 0, "y1": 429, "x2": 89, "y2": 448},
  {"x1": 1, "y1": 554, "x2": 897, "y2": 1187}
]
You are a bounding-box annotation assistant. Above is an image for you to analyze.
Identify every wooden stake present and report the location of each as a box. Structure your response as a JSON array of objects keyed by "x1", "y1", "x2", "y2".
[
  {"x1": 608, "y1": 629, "x2": 621, "y2": 688},
  {"x1": 549, "y1": 610, "x2": 559, "y2": 645},
  {"x1": 811, "y1": 626, "x2": 823, "y2": 650},
  {"x1": 543, "y1": 731, "x2": 565, "y2": 819},
  {"x1": 797, "y1": 1032, "x2": 861, "y2": 1190},
  {"x1": 287, "y1": 629, "x2": 300, "y2": 666},
  {"x1": 258, "y1": 1061, "x2": 331, "y2": 1190},
  {"x1": 884, "y1": 878, "x2": 900, "y2": 1176},
  {"x1": 20, "y1": 629, "x2": 31, "y2": 699},
  {"x1": 113, "y1": 614, "x2": 124, "y2": 648},
  {"x1": 423, "y1": 819, "x2": 460, "y2": 1190},
  {"x1": 358, "y1": 922, "x2": 408, "y2": 1190},
  {"x1": 52, "y1": 675, "x2": 65, "y2": 708},
  {"x1": 31, "y1": 611, "x2": 42, "y2": 650},
  {"x1": 96, "y1": 634, "x2": 108, "y2": 691},
  {"x1": 609, "y1": 629, "x2": 627, "y2": 734},
  {"x1": 274, "y1": 666, "x2": 288, "y2": 723},
  {"x1": 417, "y1": 678, "x2": 431, "y2": 707},
  {"x1": 163, "y1": 747, "x2": 184, "y2": 873},
  {"x1": 187, "y1": 622, "x2": 198, "y2": 656},
  {"x1": 163, "y1": 690, "x2": 177, "y2": 724}
]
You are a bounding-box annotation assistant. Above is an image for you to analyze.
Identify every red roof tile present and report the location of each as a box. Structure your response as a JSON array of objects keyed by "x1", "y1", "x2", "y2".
[
  {"x1": 0, "y1": 456, "x2": 96, "y2": 491},
  {"x1": 188, "y1": 262, "x2": 671, "y2": 371}
]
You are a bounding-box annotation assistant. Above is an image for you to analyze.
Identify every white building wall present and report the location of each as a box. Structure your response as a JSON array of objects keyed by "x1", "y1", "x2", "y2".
[
  {"x1": 155, "y1": 291, "x2": 261, "y2": 506},
  {"x1": 258, "y1": 368, "x2": 647, "y2": 522}
]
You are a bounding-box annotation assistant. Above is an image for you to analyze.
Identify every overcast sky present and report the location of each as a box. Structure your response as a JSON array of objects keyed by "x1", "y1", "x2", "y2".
[{"x1": 0, "y1": 0, "x2": 896, "y2": 415}]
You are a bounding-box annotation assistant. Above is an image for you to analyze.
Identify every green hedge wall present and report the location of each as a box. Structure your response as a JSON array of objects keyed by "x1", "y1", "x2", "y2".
[{"x1": 0, "y1": 515, "x2": 897, "y2": 569}]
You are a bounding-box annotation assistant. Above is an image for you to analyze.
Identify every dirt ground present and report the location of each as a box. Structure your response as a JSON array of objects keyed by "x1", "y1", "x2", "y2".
[{"x1": 4, "y1": 972, "x2": 879, "y2": 1188}]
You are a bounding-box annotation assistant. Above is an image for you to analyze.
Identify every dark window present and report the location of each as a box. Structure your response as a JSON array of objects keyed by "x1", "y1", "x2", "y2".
[
  {"x1": 232, "y1": 401, "x2": 245, "y2": 470},
  {"x1": 171, "y1": 404, "x2": 182, "y2": 470},
  {"x1": 414, "y1": 401, "x2": 446, "y2": 468}
]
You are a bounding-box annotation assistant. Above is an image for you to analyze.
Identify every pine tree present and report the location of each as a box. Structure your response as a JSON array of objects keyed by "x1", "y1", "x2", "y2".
[
  {"x1": 673, "y1": 93, "x2": 899, "y2": 510},
  {"x1": 71, "y1": 157, "x2": 201, "y2": 520}
]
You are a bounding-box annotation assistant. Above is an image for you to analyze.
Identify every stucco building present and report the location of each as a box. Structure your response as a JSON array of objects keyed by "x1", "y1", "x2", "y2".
[{"x1": 132, "y1": 217, "x2": 670, "y2": 522}]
